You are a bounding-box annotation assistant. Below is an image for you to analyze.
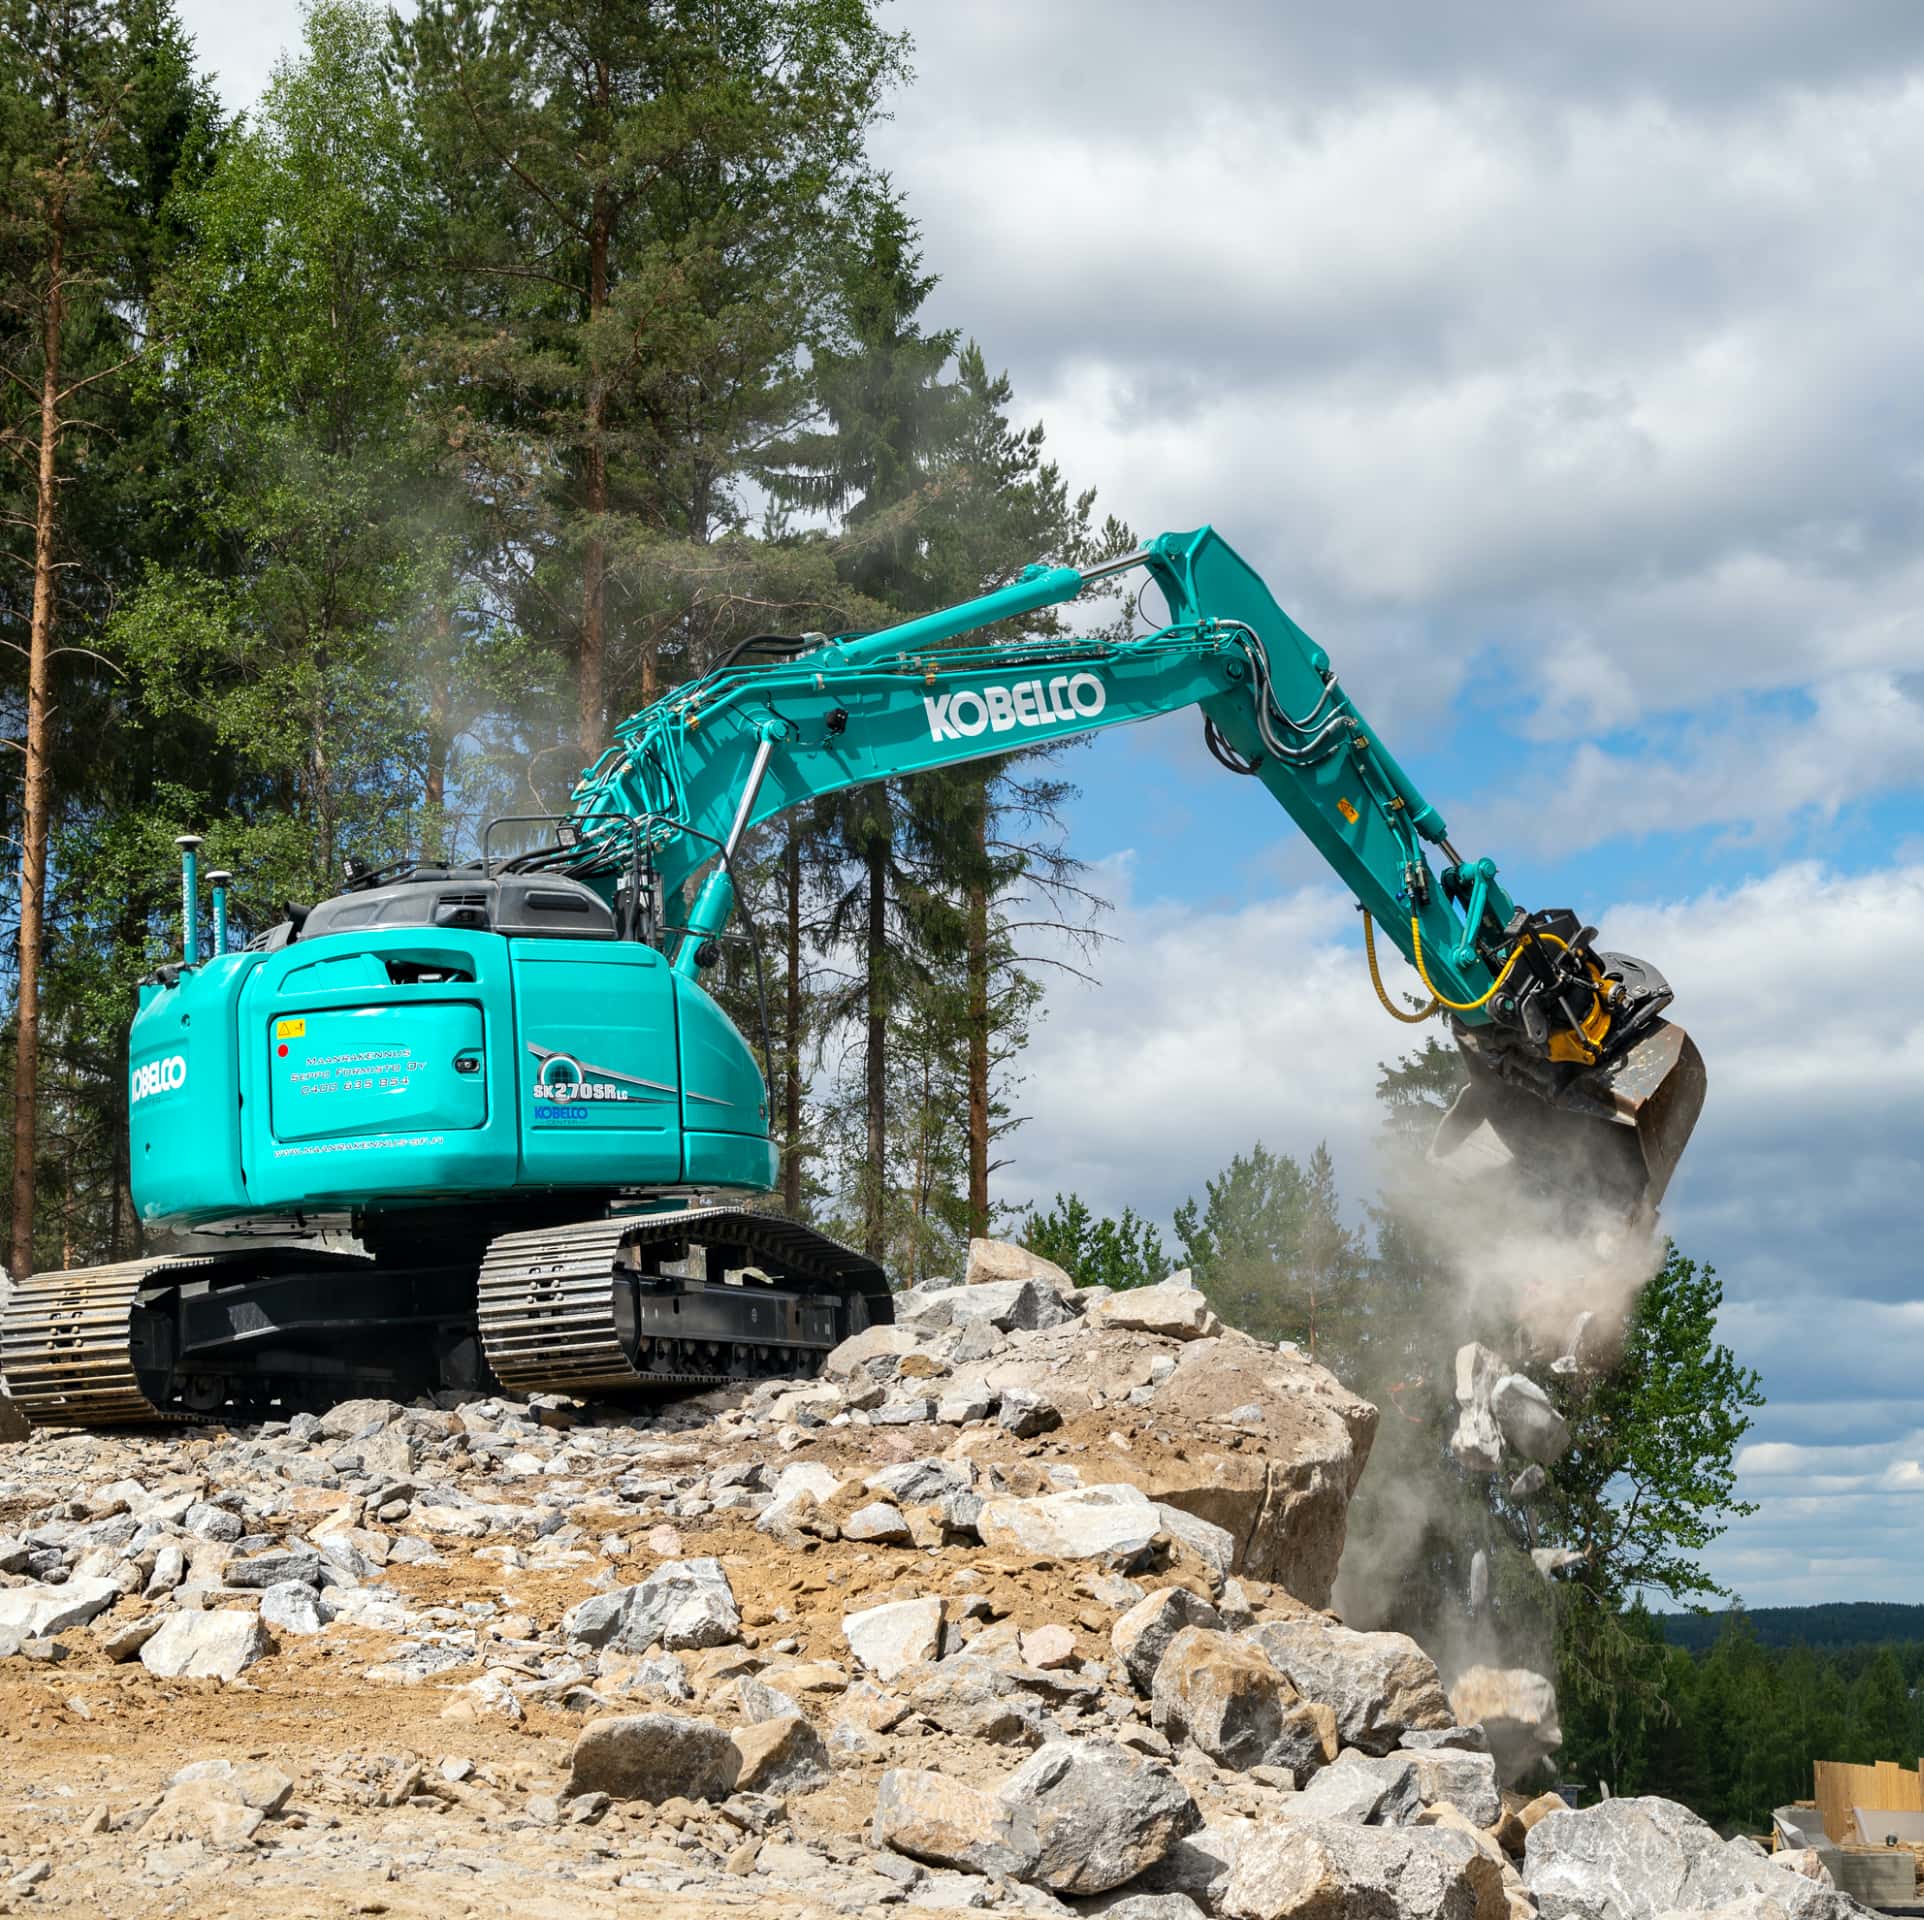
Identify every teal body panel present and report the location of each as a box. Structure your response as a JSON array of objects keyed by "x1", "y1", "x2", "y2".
[{"x1": 128, "y1": 928, "x2": 771, "y2": 1230}]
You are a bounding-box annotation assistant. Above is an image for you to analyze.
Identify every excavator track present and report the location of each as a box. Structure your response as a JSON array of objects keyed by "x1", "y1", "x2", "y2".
[
  {"x1": 0, "y1": 1258, "x2": 185, "y2": 1428},
  {"x1": 477, "y1": 1207, "x2": 891, "y2": 1399}
]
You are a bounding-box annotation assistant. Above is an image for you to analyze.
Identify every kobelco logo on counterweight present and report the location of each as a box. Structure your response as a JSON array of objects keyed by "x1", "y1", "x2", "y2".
[
  {"x1": 924, "y1": 672, "x2": 1105, "y2": 743},
  {"x1": 131, "y1": 1055, "x2": 187, "y2": 1103}
]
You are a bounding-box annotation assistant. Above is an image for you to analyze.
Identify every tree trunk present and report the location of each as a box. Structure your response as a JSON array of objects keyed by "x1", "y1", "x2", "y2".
[
  {"x1": 578, "y1": 66, "x2": 614, "y2": 754},
  {"x1": 781, "y1": 826, "x2": 803, "y2": 1216},
  {"x1": 10, "y1": 196, "x2": 65, "y2": 1284},
  {"x1": 965, "y1": 780, "x2": 991, "y2": 1239},
  {"x1": 863, "y1": 827, "x2": 887, "y2": 1260}
]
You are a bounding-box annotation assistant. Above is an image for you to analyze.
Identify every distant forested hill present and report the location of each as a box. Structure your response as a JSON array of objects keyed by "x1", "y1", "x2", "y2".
[{"x1": 1659, "y1": 1603, "x2": 1924, "y2": 1653}]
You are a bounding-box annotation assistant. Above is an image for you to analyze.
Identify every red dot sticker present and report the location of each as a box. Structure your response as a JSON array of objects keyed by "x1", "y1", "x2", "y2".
[{"x1": 277, "y1": 1044, "x2": 288, "y2": 1057}]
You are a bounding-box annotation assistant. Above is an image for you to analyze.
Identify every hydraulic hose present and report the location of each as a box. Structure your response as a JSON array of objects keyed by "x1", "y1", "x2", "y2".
[
  {"x1": 1408, "y1": 913, "x2": 1526, "y2": 1013},
  {"x1": 1363, "y1": 911, "x2": 1439, "y2": 1023}
]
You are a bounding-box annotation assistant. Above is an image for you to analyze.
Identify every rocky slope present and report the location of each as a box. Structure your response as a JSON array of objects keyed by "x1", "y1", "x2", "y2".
[{"x1": 0, "y1": 1246, "x2": 1867, "y2": 1919}]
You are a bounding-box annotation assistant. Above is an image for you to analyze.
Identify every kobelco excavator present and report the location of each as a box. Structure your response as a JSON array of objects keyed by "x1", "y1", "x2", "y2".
[{"x1": 0, "y1": 527, "x2": 1705, "y2": 1426}]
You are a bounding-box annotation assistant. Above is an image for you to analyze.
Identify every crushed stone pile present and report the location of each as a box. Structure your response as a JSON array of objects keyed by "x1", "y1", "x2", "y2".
[{"x1": 0, "y1": 1242, "x2": 1870, "y2": 1920}]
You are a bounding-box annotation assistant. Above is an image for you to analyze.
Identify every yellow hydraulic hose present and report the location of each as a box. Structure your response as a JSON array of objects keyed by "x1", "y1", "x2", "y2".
[
  {"x1": 1409, "y1": 913, "x2": 1527, "y2": 1012},
  {"x1": 1362, "y1": 912, "x2": 1440, "y2": 1023}
]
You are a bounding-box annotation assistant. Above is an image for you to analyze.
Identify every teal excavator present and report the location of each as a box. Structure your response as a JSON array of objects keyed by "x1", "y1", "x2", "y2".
[{"x1": 0, "y1": 527, "x2": 1705, "y2": 1426}]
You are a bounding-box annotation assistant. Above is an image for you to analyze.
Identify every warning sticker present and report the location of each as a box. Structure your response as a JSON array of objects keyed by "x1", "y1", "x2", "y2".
[
  {"x1": 1336, "y1": 797, "x2": 1360, "y2": 824},
  {"x1": 275, "y1": 1018, "x2": 307, "y2": 1039}
]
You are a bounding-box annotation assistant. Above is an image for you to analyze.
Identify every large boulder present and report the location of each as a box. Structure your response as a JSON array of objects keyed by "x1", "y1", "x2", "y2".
[
  {"x1": 564, "y1": 1557, "x2": 740, "y2": 1654},
  {"x1": 966, "y1": 1239, "x2": 1075, "y2": 1292},
  {"x1": 1151, "y1": 1627, "x2": 1336, "y2": 1776},
  {"x1": 1246, "y1": 1619, "x2": 1453, "y2": 1754},
  {"x1": 1113, "y1": 1587, "x2": 1225, "y2": 1694},
  {"x1": 947, "y1": 1326, "x2": 1376, "y2": 1607},
  {"x1": 1525, "y1": 1798, "x2": 1869, "y2": 1920},
  {"x1": 568, "y1": 1713, "x2": 740, "y2": 1803},
  {"x1": 0, "y1": 1574, "x2": 119, "y2": 1637},
  {"x1": 1087, "y1": 1283, "x2": 1220, "y2": 1342},
  {"x1": 139, "y1": 1609, "x2": 272, "y2": 1682},
  {"x1": 842, "y1": 1594, "x2": 944, "y2": 1681},
  {"x1": 1224, "y1": 1818, "x2": 1504, "y2": 1920},
  {"x1": 874, "y1": 1767, "x2": 1039, "y2": 1879},
  {"x1": 977, "y1": 1483, "x2": 1165, "y2": 1569},
  {"x1": 997, "y1": 1738, "x2": 1201, "y2": 1895}
]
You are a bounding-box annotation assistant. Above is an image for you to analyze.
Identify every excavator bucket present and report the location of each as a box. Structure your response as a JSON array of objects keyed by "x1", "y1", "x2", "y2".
[{"x1": 1434, "y1": 1019, "x2": 1707, "y2": 1225}]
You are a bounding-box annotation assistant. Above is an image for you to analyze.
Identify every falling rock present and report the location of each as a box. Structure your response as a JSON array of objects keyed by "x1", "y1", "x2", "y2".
[
  {"x1": 564, "y1": 1557, "x2": 740, "y2": 1654},
  {"x1": 258, "y1": 1580, "x2": 328, "y2": 1637},
  {"x1": 1532, "y1": 1548, "x2": 1587, "y2": 1581},
  {"x1": 843, "y1": 1595, "x2": 945, "y2": 1682},
  {"x1": 966, "y1": 1238, "x2": 1075, "y2": 1293},
  {"x1": 139, "y1": 1609, "x2": 273, "y2": 1682},
  {"x1": 1245, "y1": 1619, "x2": 1453, "y2": 1755},
  {"x1": 1511, "y1": 1465, "x2": 1549, "y2": 1502},
  {"x1": 977, "y1": 1483, "x2": 1163, "y2": 1569},
  {"x1": 1087, "y1": 1284, "x2": 1221, "y2": 1343},
  {"x1": 1469, "y1": 1550, "x2": 1490, "y2": 1614},
  {"x1": 1224, "y1": 1817, "x2": 1503, "y2": 1920},
  {"x1": 568, "y1": 1712, "x2": 741, "y2": 1803},
  {"x1": 1450, "y1": 1405, "x2": 1503, "y2": 1475},
  {"x1": 1151, "y1": 1627, "x2": 1335, "y2": 1775},
  {"x1": 1491, "y1": 1376, "x2": 1572, "y2": 1466},
  {"x1": 996, "y1": 1737, "x2": 1201, "y2": 1895},
  {"x1": 1113, "y1": 1587, "x2": 1226, "y2": 1695},
  {"x1": 1524, "y1": 1796, "x2": 1869, "y2": 1920},
  {"x1": 1455, "y1": 1343, "x2": 1504, "y2": 1409},
  {"x1": 1450, "y1": 1667, "x2": 1563, "y2": 1787},
  {"x1": 730, "y1": 1711, "x2": 831, "y2": 1796},
  {"x1": 874, "y1": 1766, "x2": 1040, "y2": 1880},
  {"x1": 0, "y1": 1575, "x2": 120, "y2": 1638}
]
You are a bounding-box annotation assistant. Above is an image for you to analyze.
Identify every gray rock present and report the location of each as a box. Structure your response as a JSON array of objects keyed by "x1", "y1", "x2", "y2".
[
  {"x1": 0, "y1": 1575, "x2": 119, "y2": 1638},
  {"x1": 1279, "y1": 1751, "x2": 1419, "y2": 1826},
  {"x1": 1244, "y1": 1619, "x2": 1453, "y2": 1755},
  {"x1": 949, "y1": 1279, "x2": 1075, "y2": 1334},
  {"x1": 1492, "y1": 1375, "x2": 1572, "y2": 1465},
  {"x1": 223, "y1": 1549, "x2": 329, "y2": 1590},
  {"x1": 1112, "y1": 1587, "x2": 1225, "y2": 1695},
  {"x1": 1086, "y1": 1284, "x2": 1220, "y2": 1342},
  {"x1": 1224, "y1": 1818, "x2": 1499, "y2": 1920},
  {"x1": 1525, "y1": 1796, "x2": 1871, "y2": 1920},
  {"x1": 844, "y1": 1595, "x2": 945, "y2": 1681},
  {"x1": 568, "y1": 1712, "x2": 741, "y2": 1803},
  {"x1": 1155, "y1": 1506, "x2": 1236, "y2": 1583},
  {"x1": 1448, "y1": 1404, "x2": 1503, "y2": 1474},
  {"x1": 1404, "y1": 1748, "x2": 1501, "y2": 1827},
  {"x1": 999, "y1": 1387, "x2": 1064, "y2": 1437},
  {"x1": 139, "y1": 1608, "x2": 273, "y2": 1681},
  {"x1": 1136, "y1": 1822, "x2": 1246, "y2": 1905},
  {"x1": 875, "y1": 1766, "x2": 1040, "y2": 1880},
  {"x1": 564, "y1": 1557, "x2": 740, "y2": 1654},
  {"x1": 182, "y1": 1502, "x2": 242, "y2": 1543},
  {"x1": 977, "y1": 1484, "x2": 1162, "y2": 1568},
  {"x1": 258, "y1": 1579, "x2": 328, "y2": 1636},
  {"x1": 843, "y1": 1501, "x2": 912, "y2": 1545},
  {"x1": 1079, "y1": 1896, "x2": 1208, "y2": 1920},
  {"x1": 822, "y1": 1325, "x2": 920, "y2": 1377},
  {"x1": 938, "y1": 1388, "x2": 997, "y2": 1424},
  {"x1": 965, "y1": 1239, "x2": 1075, "y2": 1293},
  {"x1": 1400, "y1": 1725, "x2": 1490, "y2": 1755},
  {"x1": 1151, "y1": 1628, "x2": 1333, "y2": 1776},
  {"x1": 730, "y1": 1711, "x2": 831, "y2": 1796},
  {"x1": 997, "y1": 1738, "x2": 1200, "y2": 1896},
  {"x1": 869, "y1": 1459, "x2": 972, "y2": 1504}
]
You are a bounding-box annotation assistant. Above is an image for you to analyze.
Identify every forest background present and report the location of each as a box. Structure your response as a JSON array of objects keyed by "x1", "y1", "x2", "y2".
[{"x1": 0, "y1": 0, "x2": 1863, "y2": 1826}]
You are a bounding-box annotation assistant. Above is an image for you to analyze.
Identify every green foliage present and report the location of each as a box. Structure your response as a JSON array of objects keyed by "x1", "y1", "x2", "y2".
[
  {"x1": 1019, "y1": 1192, "x2": 1167, "y2": 1291},
  {"x1": 1172, "y1": 1140, "x2": 1367, "y2": 1364}
]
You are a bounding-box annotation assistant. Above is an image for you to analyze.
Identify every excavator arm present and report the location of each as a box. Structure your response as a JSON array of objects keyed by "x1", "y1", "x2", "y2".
[{"x1": 555, "y1": 525, "x2": 1704, "y2": 1220}]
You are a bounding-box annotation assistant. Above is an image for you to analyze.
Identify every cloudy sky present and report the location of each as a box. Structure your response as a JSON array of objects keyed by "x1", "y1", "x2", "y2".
[{"x1": 180, "y1": 0, "x2": 1924, "y2": 1608}]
